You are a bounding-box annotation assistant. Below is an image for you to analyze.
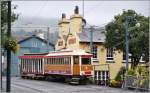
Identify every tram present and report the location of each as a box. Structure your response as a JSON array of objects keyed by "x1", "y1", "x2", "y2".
[{"x1": 18, "y1": 49, "x2": 93, "y2": 84}]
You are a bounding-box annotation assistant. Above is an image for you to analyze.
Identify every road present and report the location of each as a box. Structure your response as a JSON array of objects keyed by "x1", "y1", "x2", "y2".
[{"x1": 1, "y1": 77, "x2": 148, "y2": 93}]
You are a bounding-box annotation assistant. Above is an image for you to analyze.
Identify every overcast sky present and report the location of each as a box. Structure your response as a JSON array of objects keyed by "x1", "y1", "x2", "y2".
[{"x1": 12, "y1": 0, "x2": 149, "y2": 26}]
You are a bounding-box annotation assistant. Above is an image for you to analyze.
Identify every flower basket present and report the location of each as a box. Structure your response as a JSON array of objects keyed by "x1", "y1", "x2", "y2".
[{"x1": 4, "y1": 37, "x2": 19, "y2": 53}]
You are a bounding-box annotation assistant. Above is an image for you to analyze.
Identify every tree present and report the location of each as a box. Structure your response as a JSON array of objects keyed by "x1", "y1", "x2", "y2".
[
  {"x1": 1, "y1": 1, "x2": 19, "y2": 53},
  {"x1": 105, "y1": 10, "x2": 149, "y2": 69}
]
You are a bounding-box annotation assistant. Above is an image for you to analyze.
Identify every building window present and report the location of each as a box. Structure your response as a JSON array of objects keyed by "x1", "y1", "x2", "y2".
[
  {"x1": 106, "y1": 48, "x2": 114, "y2": 61},
  {"x1": 92, "y1": 45, "x2": 97, "y2": 58},
  {"x1": 122, "y1": 52, "x2": 131, "y2": 63},
  {"x1": 32, "y1": 42, "x2": 38, "y2": 47},
  {"x1": 58, "y1": 41, "x2": 63, "y2": 46}
]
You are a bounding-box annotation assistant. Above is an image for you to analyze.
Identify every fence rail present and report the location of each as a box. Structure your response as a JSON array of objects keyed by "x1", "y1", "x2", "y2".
[{"x1": 124, "y1": 75, "x2": 149, "y2": 91}]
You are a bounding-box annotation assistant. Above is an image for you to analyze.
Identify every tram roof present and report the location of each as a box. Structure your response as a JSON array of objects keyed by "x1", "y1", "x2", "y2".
[
  {"x1": 18, "y1": 49, "x2": 92, "y2": 59},
  {"x1": 46, "y1": 49, "x2": 92, "y2": 57}
]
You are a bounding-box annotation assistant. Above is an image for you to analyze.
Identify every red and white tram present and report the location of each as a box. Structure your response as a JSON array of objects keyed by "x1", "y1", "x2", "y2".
[{"x1": 18, "y1": 49, "x2": 93, "y2": 84}]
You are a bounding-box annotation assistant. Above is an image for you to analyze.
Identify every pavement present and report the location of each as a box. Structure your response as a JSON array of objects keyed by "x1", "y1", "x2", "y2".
[{"x1": 1, "y1": 77, "x2": 149, "y2": 93}]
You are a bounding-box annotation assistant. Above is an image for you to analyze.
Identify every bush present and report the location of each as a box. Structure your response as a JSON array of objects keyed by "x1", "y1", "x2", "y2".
[
  {"x1": 126, "y1": 69, "x2": 136, "y2": 76},
  {"x1": 115, "y1": 66, "x2": 126, "y2": 81},
  {"x1": 109, "y1": 80, "x2": 122, "y2": 88},
  {"x1": 109, "y1": 67, "x2": 126, "y2": 88}
]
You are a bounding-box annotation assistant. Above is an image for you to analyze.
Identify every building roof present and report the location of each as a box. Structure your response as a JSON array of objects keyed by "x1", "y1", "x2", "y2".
[
  {"x1": 17, "y1": 35, "x2": 54, "y2": 47},
  {"x1": 78, "y1": 27, "x2": 106, "y2": 43}
]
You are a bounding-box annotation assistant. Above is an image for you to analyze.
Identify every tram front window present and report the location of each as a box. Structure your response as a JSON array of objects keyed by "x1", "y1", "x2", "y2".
[{"x1": 82, "y1": 58, "x2": 91, "y2": 64}]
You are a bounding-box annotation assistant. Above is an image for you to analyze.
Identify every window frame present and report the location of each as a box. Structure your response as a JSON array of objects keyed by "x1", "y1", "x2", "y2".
[{"x1": 106, "y1": 48, "x2": 114, "y2": 62}]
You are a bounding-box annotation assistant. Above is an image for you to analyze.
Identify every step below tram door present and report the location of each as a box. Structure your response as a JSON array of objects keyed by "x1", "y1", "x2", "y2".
[{"x1": 73, "y1": 56, "x2": 80, "y2": 75}]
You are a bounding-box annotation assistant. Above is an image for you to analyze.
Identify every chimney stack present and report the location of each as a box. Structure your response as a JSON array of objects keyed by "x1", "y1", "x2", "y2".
[
  {"x1": 62, "y1": 13, "x2": 66, "y2": 19},
  {"x1": 74, "y1": 6, "x2": 79, "y2": 14}
]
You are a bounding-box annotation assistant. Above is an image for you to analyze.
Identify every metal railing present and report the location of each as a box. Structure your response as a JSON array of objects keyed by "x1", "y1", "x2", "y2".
[{"x1": 124, "y1": 75, "x2": 149, "y2": 91}]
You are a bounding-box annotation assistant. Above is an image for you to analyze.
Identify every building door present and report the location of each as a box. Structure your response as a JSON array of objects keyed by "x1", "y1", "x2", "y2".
[{"x1": 73, "y1": 56, "x2": 80, "y2": 75}]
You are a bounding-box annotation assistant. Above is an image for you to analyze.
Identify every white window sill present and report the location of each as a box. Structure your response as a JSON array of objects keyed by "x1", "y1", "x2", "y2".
[
  {"x1": 122, "y1": 60, "x2": 131, "y2": 63},
  {"x1": 106, "y1": 60, "x2": 115, "y2": 63},
  {"x1": 92, "y1": 58, "x2": 99, "y2": 61}
]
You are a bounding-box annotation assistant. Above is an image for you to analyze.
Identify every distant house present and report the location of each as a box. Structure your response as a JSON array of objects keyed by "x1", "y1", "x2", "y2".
[{"x1": 11, "y1": 35, "x2": 54, "y2": 76}]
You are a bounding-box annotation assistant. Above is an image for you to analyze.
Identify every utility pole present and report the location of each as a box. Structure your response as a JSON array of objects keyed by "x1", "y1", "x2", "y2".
[
  {"x1": 90, "y1": 26, "x2": 94, "y2": 53},
  {"x1": 125, "y1": 16, "x2": 129, "y2": 70},
  {"x1": 47, "y1": 27, "x2": 50, "y2": 52},
  {"x1": 6, "y1": 1, "x2": 11, "y2": 92},
  {"x1": 82, "y1": 0, "x2": 84, "y2": 18}
]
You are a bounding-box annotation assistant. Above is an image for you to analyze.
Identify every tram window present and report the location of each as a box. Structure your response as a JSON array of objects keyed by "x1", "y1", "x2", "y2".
[
  {"x1": 50, "y1": 58, "x2": 51, "y2": 64},
  {"x1": 60, "y1": 58, "x2": 61, "y2": 64},
  {"x1": 53, "y1": 59, "x2": 54, "y2": 64},
  {"x1": 57, "y1": 58, "x2": 60, "y2": 65},
  {"x1": 57, "y1": 58, "x2": 58, "y2": 64},
  {"x1": 58, "y1": 58, "x2": 59, "y2": 64},
  {"x1": 49, "y1": 58, "x2": 50, "y2": 64},
  {"x1": 49, "y1": 58, "x2": 51, "y2": 64},
  {"x1": 60, "y1": 58, "x2": 62, "y2": 64},
  {"x1": 48, "y1": 59, "x2": 49, "y2": 64},
  {"x1": 55, "y1": 58, "x2": 57, "y2": 64},
  {"x1": 52, "y1": 58, "x2": 53, "y2": 64},
  {"x1": 51, "y1": 58, "x2": 52, "y2": 64},
  {"x1": 53, "y1": 58, "x2": 55, "y2": 64},
  {"x1": 41, "y1": 61, "x2": 42, "y2": 70},
  {"x1": 49, "y1": 59, "x2": 50, "y2": 64},
  {"x1": 82, "y1": 58, "x2": 91, "y2": 64},
  {"x1": 73, "y1": 56, "x2": 79, "y2": 64},
  {"x1": 69, "y1": 57, "x2": 71, "y2": 64},
  {"x1": 62, "y1": 58, "x2": 63, "y2": 64},
  {"x1": 65, "y1": 57, "x2": 68, "y2": 64},
  {"x1": 46, "y1": 59, "x2": 47, "y2": 64},
  {"x1": 64, "y1": 58, "x2": 65, "y2": 64},
  {"x1": 54, "y1": 58, "x2": 56, "y2": 64},
  {"x1": 56, "y1": 58, "x2": 60, "y2": 64},
  {"x1": 62, "y1": 58, "x2": 64, "y2": 64},
  {"x1": 64, "y1": 57, "x2": 66, "y2": 64}
]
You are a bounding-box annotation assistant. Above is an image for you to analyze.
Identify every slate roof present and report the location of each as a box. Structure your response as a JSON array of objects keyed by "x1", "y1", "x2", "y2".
[
  {"x1": 17, "y1": 35, "x2": 54, "y2": 47},
  {"x1": 78, "y1": 27, "x2": 106, "y2": 43}
]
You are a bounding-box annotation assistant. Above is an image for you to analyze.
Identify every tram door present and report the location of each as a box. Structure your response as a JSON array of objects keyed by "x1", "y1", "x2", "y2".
[{"x1": 73, "y1": 56, "x2": 80, "y2": 75}]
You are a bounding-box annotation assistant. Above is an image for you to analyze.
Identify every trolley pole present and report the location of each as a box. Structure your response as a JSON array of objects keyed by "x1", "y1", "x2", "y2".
[
  {"x1": 6, "y1": 1, "x2": 11, "y2": 92},
  {"x1": 47, "y1": 27, "x2": 50, "y2": 52},
  {"x1": 90, "y1": 26, "x2": 94, "y2": 53}
]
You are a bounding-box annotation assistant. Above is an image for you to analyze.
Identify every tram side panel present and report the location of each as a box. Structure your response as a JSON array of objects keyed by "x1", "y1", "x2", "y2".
[{"x1": 44, "y1": 56, "x2": 72, "y2": 76}]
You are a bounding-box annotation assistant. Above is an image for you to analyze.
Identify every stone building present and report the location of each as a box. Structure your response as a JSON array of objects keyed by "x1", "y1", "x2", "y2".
[{"x1": 55, "y1": 6, "x2": 145, "y2": 84}]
